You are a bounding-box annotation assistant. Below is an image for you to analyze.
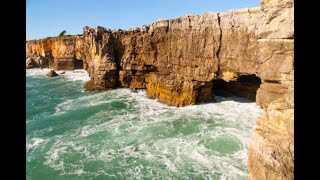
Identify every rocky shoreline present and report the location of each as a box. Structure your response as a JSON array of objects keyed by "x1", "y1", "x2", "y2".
[{"x1": 26, "y1": 0, "x2": 294, "y2": 179}]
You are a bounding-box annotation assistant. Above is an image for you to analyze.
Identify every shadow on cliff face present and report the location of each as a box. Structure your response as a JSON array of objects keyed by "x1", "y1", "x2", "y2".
[
  {"x1": 212, "y1": 75, "x2": 261, "y2": 102},
  {"x1": 112, "y1": 35, "x2": 125, "y2": 88}
]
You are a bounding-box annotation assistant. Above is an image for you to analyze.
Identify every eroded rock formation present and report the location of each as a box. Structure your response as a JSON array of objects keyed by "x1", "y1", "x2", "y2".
[
  {"x1": 26, "y1": 55, "x2": 48, "y2": 69},
  {"x1": 26, "y1": 36, "x2": 84, "y2": 70},
  {"x1": 26, "y1": 0, "x2": 294, "y2": 179}
]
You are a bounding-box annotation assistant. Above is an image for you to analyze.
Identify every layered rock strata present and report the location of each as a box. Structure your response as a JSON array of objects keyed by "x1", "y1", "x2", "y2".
[
  {"x1": 26, "y1": 36, "x2": 84, "y2": 70},
  {"x1": 26, "y1": 0, "x2": 294, "y2": 179},
  {"x1": 248, "y1": 0, "x2": 294, "y2": 179}
]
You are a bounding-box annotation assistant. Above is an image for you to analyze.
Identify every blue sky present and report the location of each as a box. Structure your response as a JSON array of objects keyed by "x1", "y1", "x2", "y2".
[{"x1": 26, "y1": 0, "x2": 260, "y2": 40}]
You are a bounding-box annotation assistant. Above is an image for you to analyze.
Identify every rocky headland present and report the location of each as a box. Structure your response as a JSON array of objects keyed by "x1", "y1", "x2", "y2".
[{"x1": 26, "y1": 0, "x2": 294, "y2": 179}]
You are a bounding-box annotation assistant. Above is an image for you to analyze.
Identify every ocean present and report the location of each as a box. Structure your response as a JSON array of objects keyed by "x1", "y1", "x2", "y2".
[{"x1": 26, "y1": 69, "x2": 261, "y2": 179}]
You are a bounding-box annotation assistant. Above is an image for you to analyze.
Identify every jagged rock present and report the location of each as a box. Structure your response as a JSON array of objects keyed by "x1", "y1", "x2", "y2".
[
  {"x1": 26, "y1": 56, "x2": 39, "y2": 69},
  {"x1": 141, "y1": 25, "x2": 149, "y2": 33},
  {"x1": 26, "y1": 55, "x2": 48, "y2": 69},
  {"x1": 256, "y1": 0, "x2": 294, "y2": 39},
  {"x1": 46, "y1": 70, "x2": 59, "y2": 77},
  {"x1": 129, "y1": 27, "x2": 141, "y2": 31}
]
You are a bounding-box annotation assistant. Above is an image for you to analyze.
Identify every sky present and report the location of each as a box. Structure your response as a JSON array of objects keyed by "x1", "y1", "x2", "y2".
[{"x1": 26, "y1": 0, "x2": 260, "y2": 40}]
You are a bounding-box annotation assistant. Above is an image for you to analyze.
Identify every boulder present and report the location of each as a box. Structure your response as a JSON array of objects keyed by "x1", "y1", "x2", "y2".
[{"x1": 46, "y1": 70, "x2": 59, "y2": 77}]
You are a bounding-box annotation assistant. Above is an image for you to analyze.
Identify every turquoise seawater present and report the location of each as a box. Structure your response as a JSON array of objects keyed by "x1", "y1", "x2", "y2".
[{"x1": 26, "y1": 69, "x2": 262, "y2": 180}]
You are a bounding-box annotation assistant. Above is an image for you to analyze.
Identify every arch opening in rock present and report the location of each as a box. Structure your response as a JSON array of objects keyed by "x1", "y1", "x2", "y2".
[
  {"x1": 212, "y1": 74, "x2": 261, "y2": 101},
  {"x1": 74, "y1": 59, "x2": 84, "y2": 69}
]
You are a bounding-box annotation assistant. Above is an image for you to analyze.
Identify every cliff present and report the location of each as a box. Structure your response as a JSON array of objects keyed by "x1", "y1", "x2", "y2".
[
  {"x1": 248, "y1": 0, "x2": 294, "y2": 179},
  {"x1": 26, "y1": 0, "x2": 294, "y2": 179}
]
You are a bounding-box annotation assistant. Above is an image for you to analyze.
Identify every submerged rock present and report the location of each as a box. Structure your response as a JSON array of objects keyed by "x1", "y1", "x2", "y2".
[{"x1": 46, "y1": 70, "x2": 59, "y2": 77}]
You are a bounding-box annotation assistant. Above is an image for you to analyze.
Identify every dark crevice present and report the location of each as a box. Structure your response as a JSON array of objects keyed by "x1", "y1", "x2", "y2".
[
  {"x1": 112, "y1": 34, "x2": 124, "y2": 88},
  {"x1": 164, "y1": 20, "x2": 169, "y2": 33},
  {"x1": 144, "y1": 64, "x2": 158, "y2": 72},
  {"x1": 132, "y1": 70, "x2": 137, "y2": 75},
  {"x1": 188, "y1": 16, "x2": 192, "y2": 29},
  {"x1": 212, "y1": 74, "x2": 261, "y2": 101},
  {"x1": 74, "y1": 59, "x2": 84, "y2": 69},
  {"x1": 216, "y1": 13, "x2": 222, "y2": 73},
  {"x1": 264, "y1": 79, "x2": 281, "y2": 84}
]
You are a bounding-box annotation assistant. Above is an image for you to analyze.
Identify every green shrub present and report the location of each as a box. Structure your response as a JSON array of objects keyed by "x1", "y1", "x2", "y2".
[{"x1": 58, "y1": 30, "x2": 66, "y2": 37}]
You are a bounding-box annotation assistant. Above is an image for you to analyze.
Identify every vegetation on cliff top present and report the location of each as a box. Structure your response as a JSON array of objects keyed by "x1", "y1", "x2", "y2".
[
  {"x1": 58, "y1": 30, "x2": 67, "y2": 37},
  {"x1": 26, "y1": 30, "x2": 82, "y2": 42}
]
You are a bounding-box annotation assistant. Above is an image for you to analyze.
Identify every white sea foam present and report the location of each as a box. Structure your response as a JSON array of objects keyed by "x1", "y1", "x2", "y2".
[
  {"x1": 26, "y1": 68, "x2": 90, "y2": 82},
  {"x1": 58, "y1": 69, "x2": 90, "y2": 82},
  {"x1": 26, "y1": 68, "x2": 51, "y2": 76},
  {"x1": 26, "y1": 137, "x2": 46, "y2": 150},
  {"x1": 31, "y1": 127, "x2": 53, "y2": 137},
  {"x1": 53, "y1": 91, "x2": 119, "y2": 116},
  {"x1": 53, "y1": 99, "x2": 75, "y2": 116},
  {"x1": 32, "y1": 88, "x2": 262, "y2": 178},
  {"x1": 26, "y1": 137, "x2": 48, "y2": 162},
  {"x1": 44, "y1": 137, "x2": 92, "y2": 175}
]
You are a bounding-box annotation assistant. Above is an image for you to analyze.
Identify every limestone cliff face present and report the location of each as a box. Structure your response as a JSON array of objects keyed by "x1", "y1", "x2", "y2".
[
  {"x1": 75, "y1": 10, "x2": 262, "y2": 106},
  {"x1": 26, "y1": 36, "x2": 84, "y2": 70},
  {"x1": 248, "y1": 0, "x2": 294, "y2": 179},
  {"x1": 219, "y1": 8, "x2": 260, "y2": 75},
  {"x1": 26, "y1": 0, "x2": 294, "y2": 178},
  {"x1": 77, "y1": 13, "x2": 222, "y2": 106}
]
